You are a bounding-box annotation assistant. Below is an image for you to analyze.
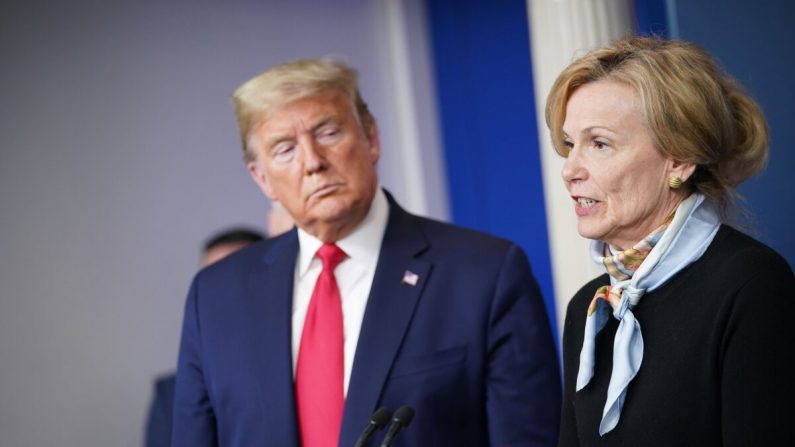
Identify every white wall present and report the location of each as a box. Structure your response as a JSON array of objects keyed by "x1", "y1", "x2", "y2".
[
  {"x1": 0, "y1": 1, "x2": 444, "y2": 445},
  {"x1": 527, "y1": 0, "x2": 633, "y2": 336}
]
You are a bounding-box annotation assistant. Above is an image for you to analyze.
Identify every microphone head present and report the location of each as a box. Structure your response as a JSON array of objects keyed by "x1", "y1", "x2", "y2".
[
  {"x1": 371, "y1": 406, "x2": 392, "y2": 429},
  {"x1": 355, "y1": 407, "x2": 393, "y2": 447},
  {"x1": 392, "y1": 405, "x2": 415, "y2": 427}
]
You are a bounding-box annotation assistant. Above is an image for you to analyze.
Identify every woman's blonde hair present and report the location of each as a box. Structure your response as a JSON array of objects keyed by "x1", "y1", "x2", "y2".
[
  {"x1": 232, "y1": 58, "x2": 374, "y2": 162},
  {"x1": 545, "y1": 36, "x2": 769, "y2": 216}
]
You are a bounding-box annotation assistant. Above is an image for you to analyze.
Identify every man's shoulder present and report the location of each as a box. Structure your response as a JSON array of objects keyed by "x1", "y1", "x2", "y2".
[
  {"x1": 403, "y1": 212, "x2": 516, "y2": 252},
  {"x1": 385, "y1": 190, "x2": 515, "y2": 253},
  {"x1": 196, "y1": 230, "x2": 296, "y2": 281}
]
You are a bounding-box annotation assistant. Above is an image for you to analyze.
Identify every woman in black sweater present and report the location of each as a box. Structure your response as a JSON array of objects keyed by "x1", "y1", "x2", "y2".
[{"x1": 544, "y1": 36, "x2": 794, "y2": 446}]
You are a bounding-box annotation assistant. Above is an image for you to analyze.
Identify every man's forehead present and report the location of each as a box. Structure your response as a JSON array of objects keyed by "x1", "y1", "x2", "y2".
[{"x1": 260, "y1": 93, "x2": 350, "y2": 132}]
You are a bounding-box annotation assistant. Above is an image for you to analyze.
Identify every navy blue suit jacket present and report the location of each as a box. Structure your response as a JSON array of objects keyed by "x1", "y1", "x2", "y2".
[
  {"x1": 146, "y1": 374, "x2": 176, "y2": 447},
  {"x1": 172, "y1": 194, "x2": 561, "y2": 446}
]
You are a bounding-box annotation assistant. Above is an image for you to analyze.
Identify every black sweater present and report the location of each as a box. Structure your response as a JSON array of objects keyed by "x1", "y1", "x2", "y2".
[{"x1": 559, "y1": 225, "x2": 795, "y2": 446}]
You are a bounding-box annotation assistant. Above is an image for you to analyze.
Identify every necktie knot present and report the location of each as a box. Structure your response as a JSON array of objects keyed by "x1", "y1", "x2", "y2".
[{"x1": 317, "y1": 243, "x2": 346, "y2": 271}]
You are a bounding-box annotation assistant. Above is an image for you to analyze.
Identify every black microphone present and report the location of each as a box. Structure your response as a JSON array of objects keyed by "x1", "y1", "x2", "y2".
[
  {"x1": 378, "y1": 405, "x2": 415, "y2": 447},
  {"x1": 353, "y1": 407, "x2": 392, "y2": 447}
]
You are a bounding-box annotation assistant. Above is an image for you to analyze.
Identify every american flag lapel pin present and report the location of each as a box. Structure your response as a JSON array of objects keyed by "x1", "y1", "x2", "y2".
[{"x1": 402, "y1": 270, "x2": 419, "y2": 286}]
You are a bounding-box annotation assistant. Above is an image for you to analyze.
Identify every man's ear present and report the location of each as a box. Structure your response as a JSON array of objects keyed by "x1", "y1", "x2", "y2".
[
  {"x1": 366, "y1": 121, "x2": 381, "y2": 164},
  {"x1": 247, "y1": 161, "x2": 277, "y2": 200}
]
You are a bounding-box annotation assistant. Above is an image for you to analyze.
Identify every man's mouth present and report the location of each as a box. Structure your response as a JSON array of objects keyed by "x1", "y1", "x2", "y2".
[{"x1": 310, "y1": 183, "x2": 342, "y2": 199}]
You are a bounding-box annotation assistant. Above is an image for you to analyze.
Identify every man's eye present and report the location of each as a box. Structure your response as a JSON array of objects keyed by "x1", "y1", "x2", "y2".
[
  {"x1": 272, "y1": 143, "x2": 295, "y2": 162},
  {"x1": 316, "y1": 125, "x2": 341, "y2": 144}
]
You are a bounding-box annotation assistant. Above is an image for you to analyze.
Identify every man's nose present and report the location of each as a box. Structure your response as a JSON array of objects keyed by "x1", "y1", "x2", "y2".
[{"x1": 300, "y1": 138, "x2": 326, "y2": 174}]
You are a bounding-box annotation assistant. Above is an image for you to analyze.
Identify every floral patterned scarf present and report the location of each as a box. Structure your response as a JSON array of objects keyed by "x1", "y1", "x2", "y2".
[{"x1": 576, "y1": 193, "x2": 721, "y2": 436}]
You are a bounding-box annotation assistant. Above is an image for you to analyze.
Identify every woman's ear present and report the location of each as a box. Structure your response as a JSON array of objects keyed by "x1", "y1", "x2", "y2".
[{"x1": 669, "y1": 159, "x2": 697, "y2": 183}]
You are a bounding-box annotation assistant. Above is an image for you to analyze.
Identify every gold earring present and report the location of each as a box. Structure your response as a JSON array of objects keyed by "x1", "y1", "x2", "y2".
[{"x1": 668, "y1": 176, "x2": 683, "y2": 189}]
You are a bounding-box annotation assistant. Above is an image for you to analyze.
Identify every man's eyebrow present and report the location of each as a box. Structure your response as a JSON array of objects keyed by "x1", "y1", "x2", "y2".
[
  {"x1": 264, "y1": 134, "x2": 296, "y2": 151},
  {"x1": 264, "y1": 115, "x2": 339, "y2": 149},
  {"x1": 309, "y1": 116, "x2": 336, "y2": 133}
]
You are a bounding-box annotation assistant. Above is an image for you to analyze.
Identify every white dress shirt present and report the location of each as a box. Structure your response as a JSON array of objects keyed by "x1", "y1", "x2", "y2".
[{"x1": 292, "y1": 188, "x2": 389, "y2": 396}]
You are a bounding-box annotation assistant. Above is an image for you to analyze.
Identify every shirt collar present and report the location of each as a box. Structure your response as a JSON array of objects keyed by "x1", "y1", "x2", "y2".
[{"x1": 296, "y1": 188, "x2": 389, "y2": 278}]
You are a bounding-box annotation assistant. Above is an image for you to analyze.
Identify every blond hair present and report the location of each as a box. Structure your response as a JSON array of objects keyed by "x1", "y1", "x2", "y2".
[
  {"x1": 232, "y1": 58, "x2": 374, "y2": 162},
  {"x1": 545, "y1": 36, "x2": 769, "y2": 216}
]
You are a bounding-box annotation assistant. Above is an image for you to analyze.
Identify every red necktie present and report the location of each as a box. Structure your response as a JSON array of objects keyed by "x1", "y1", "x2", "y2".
[{"x1": 295, "y1": 243, "x2": 347, "y2": 447}]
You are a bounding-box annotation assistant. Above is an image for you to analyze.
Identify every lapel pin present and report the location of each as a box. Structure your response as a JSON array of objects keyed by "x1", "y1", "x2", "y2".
[{"x1": 402, "y1": 270, "x2": 419, "y2": 286}]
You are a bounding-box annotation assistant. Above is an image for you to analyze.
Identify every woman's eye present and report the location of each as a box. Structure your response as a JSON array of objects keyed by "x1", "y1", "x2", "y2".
[{"x1": 593, "y1": 139, "x2": 609, "y2": 150}]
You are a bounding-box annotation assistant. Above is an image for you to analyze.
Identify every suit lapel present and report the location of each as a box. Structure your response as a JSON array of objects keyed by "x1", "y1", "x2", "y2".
[
  {"x1": 339, "y1": 199, "x2": 432, "y2": 446},
  {"x1": 246, "y1": 230, "x2": 300, "y2": 446}
]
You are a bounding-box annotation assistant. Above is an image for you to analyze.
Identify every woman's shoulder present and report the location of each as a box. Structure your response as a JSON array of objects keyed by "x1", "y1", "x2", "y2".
[
  {"x1": 705, "y1": 225, "x2": 793, "y2": 278},
  {"x1": 687, "y1": 225, "x2": 794, "y2": 304}
]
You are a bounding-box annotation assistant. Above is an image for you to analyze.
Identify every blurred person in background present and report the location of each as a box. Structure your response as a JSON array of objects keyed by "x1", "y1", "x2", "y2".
[
  {"x1": 200, "y1": 228, "x2": 267, "y2": 267},
  {"x1": 545, "y1": 36, "x2": 794, "y2": 446}
]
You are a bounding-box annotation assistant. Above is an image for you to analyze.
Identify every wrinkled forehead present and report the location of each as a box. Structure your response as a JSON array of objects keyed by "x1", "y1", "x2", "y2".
[{"x1": 262, "y1": 90, "x2": 357, "y2": 130}]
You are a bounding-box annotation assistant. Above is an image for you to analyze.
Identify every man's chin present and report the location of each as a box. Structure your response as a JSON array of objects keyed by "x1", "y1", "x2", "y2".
[
  {"x1": 307, "y1": 199, "x2": 353, "y2": 221},
  {"x1": 306, "y1": 198, "x2": 373, "y2": 232}
]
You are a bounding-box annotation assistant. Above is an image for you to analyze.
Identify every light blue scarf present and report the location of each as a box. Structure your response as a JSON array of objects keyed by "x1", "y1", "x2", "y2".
[{"x1": 576, "y1": 193, "x2": 721, "y2": 435}]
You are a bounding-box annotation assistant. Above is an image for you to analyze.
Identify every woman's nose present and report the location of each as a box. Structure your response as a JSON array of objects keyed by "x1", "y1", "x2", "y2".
[{"x1": 561, "y1": 148, "x2": 586, "y2": 183}]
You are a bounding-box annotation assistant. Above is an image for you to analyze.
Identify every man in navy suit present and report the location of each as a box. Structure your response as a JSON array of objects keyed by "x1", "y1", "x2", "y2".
[{"x1": 172, "y1": 58, "x2": 561, "y2": 446}]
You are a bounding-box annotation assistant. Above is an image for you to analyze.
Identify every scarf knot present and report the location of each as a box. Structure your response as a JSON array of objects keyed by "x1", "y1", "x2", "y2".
[
  {"x1": 613, "y1": 287, "x2": 634, "y2": 319},
  {"x1": 623, "y1": 285, "x2": 645, "y2": 307}
]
